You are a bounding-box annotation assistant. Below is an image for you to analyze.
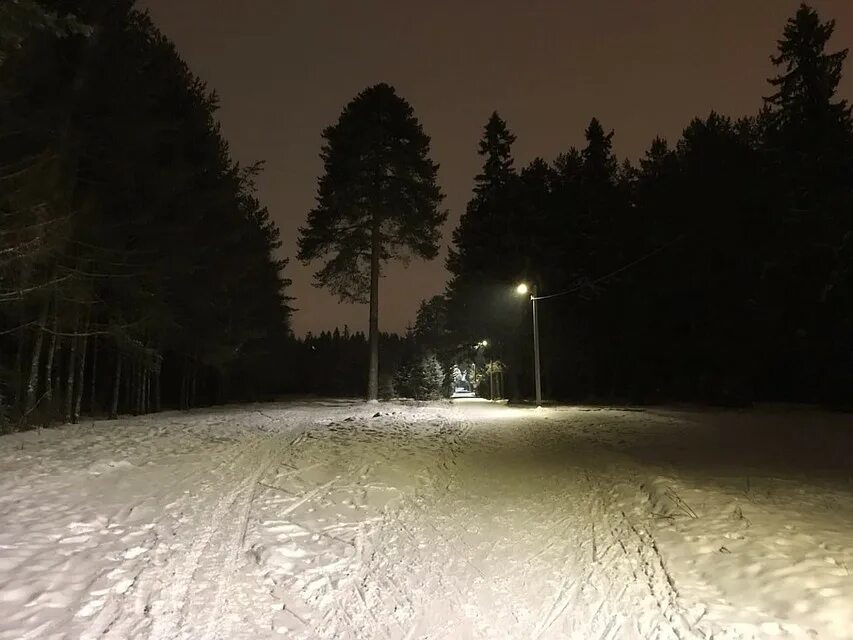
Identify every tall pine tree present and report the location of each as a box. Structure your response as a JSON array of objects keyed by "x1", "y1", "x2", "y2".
[{"x1": 298, "y1": 84, "x2": 445, "y2": 400}]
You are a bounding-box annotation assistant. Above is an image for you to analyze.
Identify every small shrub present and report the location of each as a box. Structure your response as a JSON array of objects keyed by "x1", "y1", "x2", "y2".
[{"x1": 394, "y1": 352, "x2": 445, "y2": 400}]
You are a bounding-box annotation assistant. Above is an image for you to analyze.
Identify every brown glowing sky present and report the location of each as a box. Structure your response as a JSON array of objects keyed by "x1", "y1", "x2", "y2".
[{"x1": 138, "y1": 0, "x2": 852, "y2": 336}]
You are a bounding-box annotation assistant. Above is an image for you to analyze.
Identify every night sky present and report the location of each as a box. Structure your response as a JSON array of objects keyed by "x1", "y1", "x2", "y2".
[{"x1": 138, "y1": 0, "x2": 852, "y2": 336}]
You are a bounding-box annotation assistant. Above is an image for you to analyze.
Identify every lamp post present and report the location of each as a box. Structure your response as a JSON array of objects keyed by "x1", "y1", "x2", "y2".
[
  {"x1": 473, "y1": 339, "x2": 488, "y2": 397},
  {"x1": 515, "y1": 283, "x2": 542, "y2": 405}
]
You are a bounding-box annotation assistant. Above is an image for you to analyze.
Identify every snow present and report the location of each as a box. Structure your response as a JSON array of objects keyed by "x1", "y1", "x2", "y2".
[{"x1": 0, "y1": 399, "x2": 851, "y2": 639}]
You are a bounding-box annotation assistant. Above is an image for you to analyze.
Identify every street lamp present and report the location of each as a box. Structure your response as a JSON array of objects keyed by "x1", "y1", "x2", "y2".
[
  {"x1": 515, "y1": 282, "x2": 542, "y2": 405},
  {"x1": 472, "y1": 339, "x2": 489, "y2": 397},
  {"x1": 477, "y1": 339, "x2": 499, "y2": 400}
]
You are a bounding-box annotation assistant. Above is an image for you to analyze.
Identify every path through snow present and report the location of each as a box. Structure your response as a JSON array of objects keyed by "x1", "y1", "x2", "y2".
[{"x1": 0, "y1": 400, "x2": 851, "y2": 639}]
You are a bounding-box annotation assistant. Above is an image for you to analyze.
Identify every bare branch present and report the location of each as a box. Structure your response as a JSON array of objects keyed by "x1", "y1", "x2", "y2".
[{"x1": 0, "y1": 275, "x2": 72, "y2": 301}]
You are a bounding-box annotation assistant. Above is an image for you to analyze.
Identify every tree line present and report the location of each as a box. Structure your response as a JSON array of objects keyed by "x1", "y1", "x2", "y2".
[
  {"x1": 4, "y1": 3, "x2": 851, "y2": 419},
  {"x1": 295, "y1": 3, "x2": 853, "y2": 406},
  {"x1": 282, "y1": 329, "x2": 407, "y2": 399},
  {"x1": 432, "y1": 4, "x2": 853, "y2": 406},
  {"x1": 1, "y1": 1, "x2": 291, "y2": 429}
]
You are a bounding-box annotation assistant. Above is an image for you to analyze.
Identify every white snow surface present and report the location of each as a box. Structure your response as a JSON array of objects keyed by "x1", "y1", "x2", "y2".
[{"x1": 1, "y1": 399, "x2": 852, "y2": 639}]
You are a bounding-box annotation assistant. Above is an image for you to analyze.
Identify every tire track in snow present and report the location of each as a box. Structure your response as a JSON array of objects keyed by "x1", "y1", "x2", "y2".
[
  {"x1": 618, "y1": 513, "x2": 705, "y2": 640},
  {"x1": 203, "y1": 440, "x2": 279, "y2": 640},
  {"x1": 250, "y1": 425, "x2": 390, "y2": 640},
  {"x1": 146, "y1": 435, "x2": 275, "y2": 640},
  {"x1": 201, "y1": 403, "x2": 710, "y2": 638},
  {"x1": 72, "y1": 432, "x2": 271, "y2": 640},
  {"x1": 359, "y1": 410, "x2": 510, "y2": 638},
  {"x1": 284, "y1": 414, "x2": 474, "y2": 637},
  {"x1": 516, "y1": 440, "x2": 707, "y2": 640}
]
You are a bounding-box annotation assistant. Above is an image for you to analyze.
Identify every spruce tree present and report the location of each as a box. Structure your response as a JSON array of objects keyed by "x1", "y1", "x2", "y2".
[
  {"x1": 444, "y1": 112, "x2": 526, "y2": 396},
  {"x1": 762, "y1": 3, "x2": 853, "y2": 401},
  {"x1": 298, "y1": 84, "x2": 445, "y2": 401},
  {"x1": 447, "y1": 112, "x2": 517, "y2": 279},
  {"x1": 474, "y1": 112, "x2": 516, "y2": 196},
  {"x1": 579, "y1": 117, "x2": 623, "y2": 279},
  {"x1": 446, "y1": 114, "x2": 517, "y2": 303},
  {"x1": 581, "y1": 118, "x2": 617, "y2": 187},
  {"x1": 766, "y1": 4, "x2": 850, "y2": 131}
]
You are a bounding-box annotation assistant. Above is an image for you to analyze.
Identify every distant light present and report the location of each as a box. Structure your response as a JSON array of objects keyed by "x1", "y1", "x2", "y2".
[
  {"x1": 515, "y1": 283, "x2": 529, "y2": 295},
  {"x1": 481, "y1": 339, "x2": 488, "y2": 347}
]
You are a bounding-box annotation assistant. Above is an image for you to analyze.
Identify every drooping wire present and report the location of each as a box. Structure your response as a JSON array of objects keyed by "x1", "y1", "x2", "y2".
[{"x1": 532, "y1": 233, "x2": 689, "y2": 301}]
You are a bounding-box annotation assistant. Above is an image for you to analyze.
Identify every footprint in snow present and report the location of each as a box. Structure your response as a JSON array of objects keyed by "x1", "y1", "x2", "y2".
[
  {"x1": 123, "y1": 546, "x2": 148, "y2": 560},
  {"x1": 59, "y1": 534, "x2": 90, "y2": 544},
  {"x1": 76, "y1": 598, "x2": 105, "y2": 618}
]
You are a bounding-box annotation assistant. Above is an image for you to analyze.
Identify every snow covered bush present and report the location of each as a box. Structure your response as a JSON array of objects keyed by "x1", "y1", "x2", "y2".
[
  {"x1": 393, "y1": 352, "x2": 445, "y2": 400},
  {"x1": 420, "y1": 354, "x2": 446, "y2": 399}
]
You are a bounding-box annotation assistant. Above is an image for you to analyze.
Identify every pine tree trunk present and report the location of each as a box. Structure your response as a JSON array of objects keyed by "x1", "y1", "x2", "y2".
[
  {"x1": 123, "y1": 360, "x2": 131, "y2": 414},
  {"x1": 110, "y1": 352, "x2": 122, "y2": 419},
  {"x1": 142, "y1": 370, "x2": 147, "y2": 414},
  {"x1": 153, "y1": 355, "x2": 161, "y2": 413},
  {"x1": 125, "y1": 361, "x2": 130, "y2": 414},
  {"x1": 89, "y1": 335, "x2": 97, "y2": 415},
  {"x1": 64, "y1": 313, "x2": 79, "y2": 423},
  {"x1": 13, "y1": 264, "x2": 33, "y2": 412},
  {"x1": 52, "y1": 341, "x2": 62, "y2": 405},
  {"x1": 25, "y1": 299, "x2": 50, "y2": 414},
  {"x1": 132, "y1": 363, "x2": 137, "y2": 414},
  {"x1": 367, "y1": 214, "x2": 381, "y2": 401},
  {"x1": 73, "y1": 318, "x2": 89, "y2": 423},
  {"x1": 189, "y1": 358, "x2": 197, "y2": 408},
  {"x1": 13, "y1": 327, "x2": 25, "y2": 412},
  {"x1": 180, "y1": 356, "x2": 188, "y2": 410},
  {"x1": 131, "y1": 362, "x2": 139, "y2": 415},
  {"x1": 136, "y1": 364, "x2": 144, "y2": 414},
  {"x1": 43, "y1": 305, "x2": 58, "y2": 407}
]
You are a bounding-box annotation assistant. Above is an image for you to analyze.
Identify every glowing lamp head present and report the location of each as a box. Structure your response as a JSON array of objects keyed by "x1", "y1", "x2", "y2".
[
  {"x1": 480, "y1": 340, "x2": 488, "y2": 347},
  {"x1": 515, "y1": 283, "x2": 530, "y2": 296}
]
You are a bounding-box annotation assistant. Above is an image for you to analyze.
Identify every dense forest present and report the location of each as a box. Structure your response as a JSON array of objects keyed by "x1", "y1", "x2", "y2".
[
  {"x1": 2, "y1": 3, "x2": 852, "y2": 428},
  {"x1": 0, "y1": 1, "x2": 291, "y2": 428},
  {"x1": 429, "y1": 4, "x2": 853, "y2": 407}
]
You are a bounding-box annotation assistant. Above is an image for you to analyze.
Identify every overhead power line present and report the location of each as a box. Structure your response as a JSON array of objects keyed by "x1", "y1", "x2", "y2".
[{"x1": 533, "y1": 233, "x2": 689, "y2": 302}]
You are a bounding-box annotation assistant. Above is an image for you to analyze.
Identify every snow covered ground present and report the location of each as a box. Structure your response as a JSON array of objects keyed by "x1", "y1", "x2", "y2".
[{"x1": 0, "y1": 399, "x2": 851, "y2": 639}]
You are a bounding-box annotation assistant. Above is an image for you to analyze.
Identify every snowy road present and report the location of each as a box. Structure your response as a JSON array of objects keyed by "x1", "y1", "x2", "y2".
[{"x1": 1, "y1": 400, "x2": 852, "y2": 639}]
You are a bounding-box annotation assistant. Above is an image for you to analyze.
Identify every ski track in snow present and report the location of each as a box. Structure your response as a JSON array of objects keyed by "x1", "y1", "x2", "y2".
[{"x1": 0, "y1": 400, "x2": 852, "y2": 639}]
